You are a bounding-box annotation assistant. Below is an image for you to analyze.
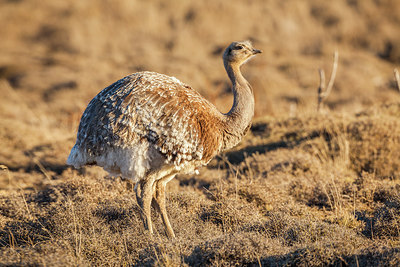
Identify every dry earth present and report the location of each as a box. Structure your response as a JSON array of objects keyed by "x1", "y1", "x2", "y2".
[{"x1": 1, "y1": 0, "x2": 400, "y2": 266}]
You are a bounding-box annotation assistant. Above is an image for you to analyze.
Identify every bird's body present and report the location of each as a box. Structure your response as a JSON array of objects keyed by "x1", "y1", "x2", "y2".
[
  {"x1": 68, "y1": 71, "x2": 229, "y2": 179},
  {"x1": 67, "y1": 41, "x2": 261, "y2": 238}
]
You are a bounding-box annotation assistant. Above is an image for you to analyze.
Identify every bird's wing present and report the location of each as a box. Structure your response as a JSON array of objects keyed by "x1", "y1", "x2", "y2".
[{"x1": 75, "y1": 72, "x2": 223, "y2": 165}]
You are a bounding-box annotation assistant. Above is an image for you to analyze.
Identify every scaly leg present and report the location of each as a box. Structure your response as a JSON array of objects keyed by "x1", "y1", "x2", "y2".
[
  {"x1": 152, "y1": 173, "x2": 177, "y2": 238},
  {"x1": 135, "y1": 176, "x2": 156, "y2": 234}
]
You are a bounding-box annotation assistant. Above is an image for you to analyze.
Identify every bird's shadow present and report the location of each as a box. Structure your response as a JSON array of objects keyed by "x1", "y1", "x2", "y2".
[{"x1": 212, "y1": 127, "x2": 322, "y2": 168}]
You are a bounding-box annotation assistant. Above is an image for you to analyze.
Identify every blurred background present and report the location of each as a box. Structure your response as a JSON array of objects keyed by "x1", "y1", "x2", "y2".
[
  {"x1": 1, "y1": 0, "x2": 400, "y2": 177},
  {"x1": 1, "y1": 2, "x2": 400, "y2": 265}
]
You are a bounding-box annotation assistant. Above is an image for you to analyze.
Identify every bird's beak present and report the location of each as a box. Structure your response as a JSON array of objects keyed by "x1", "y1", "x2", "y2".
[{"x1": 252, "y1": 49, "x2": 262, "y2": 54}]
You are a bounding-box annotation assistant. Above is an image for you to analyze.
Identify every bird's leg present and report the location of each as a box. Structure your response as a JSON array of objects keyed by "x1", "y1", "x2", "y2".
[
  {"x1": 152, "y1": 174, "x2": 177, "y2": 238},
  {"x1": 135, "y1": 176, "x2": 156, "y2": 235},
  {"x1": 134, "y1": 181, "x2": 142, "y2": 206}
]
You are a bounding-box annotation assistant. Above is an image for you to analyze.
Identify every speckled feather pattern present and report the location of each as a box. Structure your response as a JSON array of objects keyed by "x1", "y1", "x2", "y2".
[{"x1": 67, "y1": 71, "x2": 226, "y2": 180}]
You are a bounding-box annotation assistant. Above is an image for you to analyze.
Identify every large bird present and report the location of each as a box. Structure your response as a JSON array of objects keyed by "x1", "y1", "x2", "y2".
[{"x1": 67, "y1": 40, "x2": 262, "y2": 238}]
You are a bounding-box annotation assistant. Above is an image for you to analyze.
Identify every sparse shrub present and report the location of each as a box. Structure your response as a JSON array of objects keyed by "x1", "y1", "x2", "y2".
[
  {"x1": 200, "y1": 197, "x2": 263, "y2": 233},
  {"x1": 371, "y1": 194, "x2": 400, "y2": 239},
  {"x1": 347, "y1": 112, "x2": 400, "y2": 178}
]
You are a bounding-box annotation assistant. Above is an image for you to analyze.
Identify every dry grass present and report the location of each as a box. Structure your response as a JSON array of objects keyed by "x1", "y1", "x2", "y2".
[
  {"x1": 2, "y1": 107, "x2": 400, "y2": 266},
  {"x1": 1, "y1": 0, "x2": 400, "y2": 266}
]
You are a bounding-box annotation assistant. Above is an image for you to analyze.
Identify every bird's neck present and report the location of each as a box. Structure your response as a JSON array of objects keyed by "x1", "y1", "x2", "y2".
[{"x1": 222, "y1": 61, "x2": 255, "y2": 150}]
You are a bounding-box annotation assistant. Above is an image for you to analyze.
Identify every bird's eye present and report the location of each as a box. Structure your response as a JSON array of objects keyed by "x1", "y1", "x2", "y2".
[{"x1": 234, "y1": 45, "x2": 244, "y2": 50}]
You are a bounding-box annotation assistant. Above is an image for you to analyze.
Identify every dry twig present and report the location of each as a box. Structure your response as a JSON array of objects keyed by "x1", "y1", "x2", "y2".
[
  {"x1": 318, "y1": 50, "x2": 339, "y2": 112},
  {"x1": 394, "y1": 68, "x2": 400, "y2": 91}
]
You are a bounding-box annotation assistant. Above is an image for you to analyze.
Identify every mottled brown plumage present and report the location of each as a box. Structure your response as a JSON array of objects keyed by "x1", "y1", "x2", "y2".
[{"x1": 67, "y1": 40, "x2": 262, "y2": 238}]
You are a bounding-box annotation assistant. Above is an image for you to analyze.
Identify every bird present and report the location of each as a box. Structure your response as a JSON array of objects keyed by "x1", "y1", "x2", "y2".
[{"x1": 67, "y1": 40, "x2": 262, "y2": 238}]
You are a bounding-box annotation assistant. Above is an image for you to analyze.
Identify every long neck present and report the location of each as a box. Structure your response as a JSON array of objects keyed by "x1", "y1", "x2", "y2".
[{"x1": 222, "y1": 61, "x2": 255, "y2": 150}]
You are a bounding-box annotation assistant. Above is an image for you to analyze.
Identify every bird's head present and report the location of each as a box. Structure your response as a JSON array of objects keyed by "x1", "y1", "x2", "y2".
[{"x1": 223, "y1": 40, "x2": 262, "y2": 66}]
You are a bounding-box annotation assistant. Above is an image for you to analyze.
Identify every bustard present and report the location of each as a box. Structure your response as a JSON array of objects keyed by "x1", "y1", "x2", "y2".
[{"x1": 67, "y1": 40, "x2": 262, "y2": 238}]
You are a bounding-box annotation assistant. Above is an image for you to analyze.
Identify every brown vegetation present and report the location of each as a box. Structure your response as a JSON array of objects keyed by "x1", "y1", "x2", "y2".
[{"x1": 1, "y1": 0, "x2": 400, "y2": 266}]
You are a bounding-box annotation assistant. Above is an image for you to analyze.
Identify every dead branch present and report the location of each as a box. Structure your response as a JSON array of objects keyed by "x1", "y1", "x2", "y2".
[
  {"x1": 317, "y1": 50, "x2": 339, "y2": 112},
  {"x1": 394, "y1": 68, "x2": 400, "y2": 91}
]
